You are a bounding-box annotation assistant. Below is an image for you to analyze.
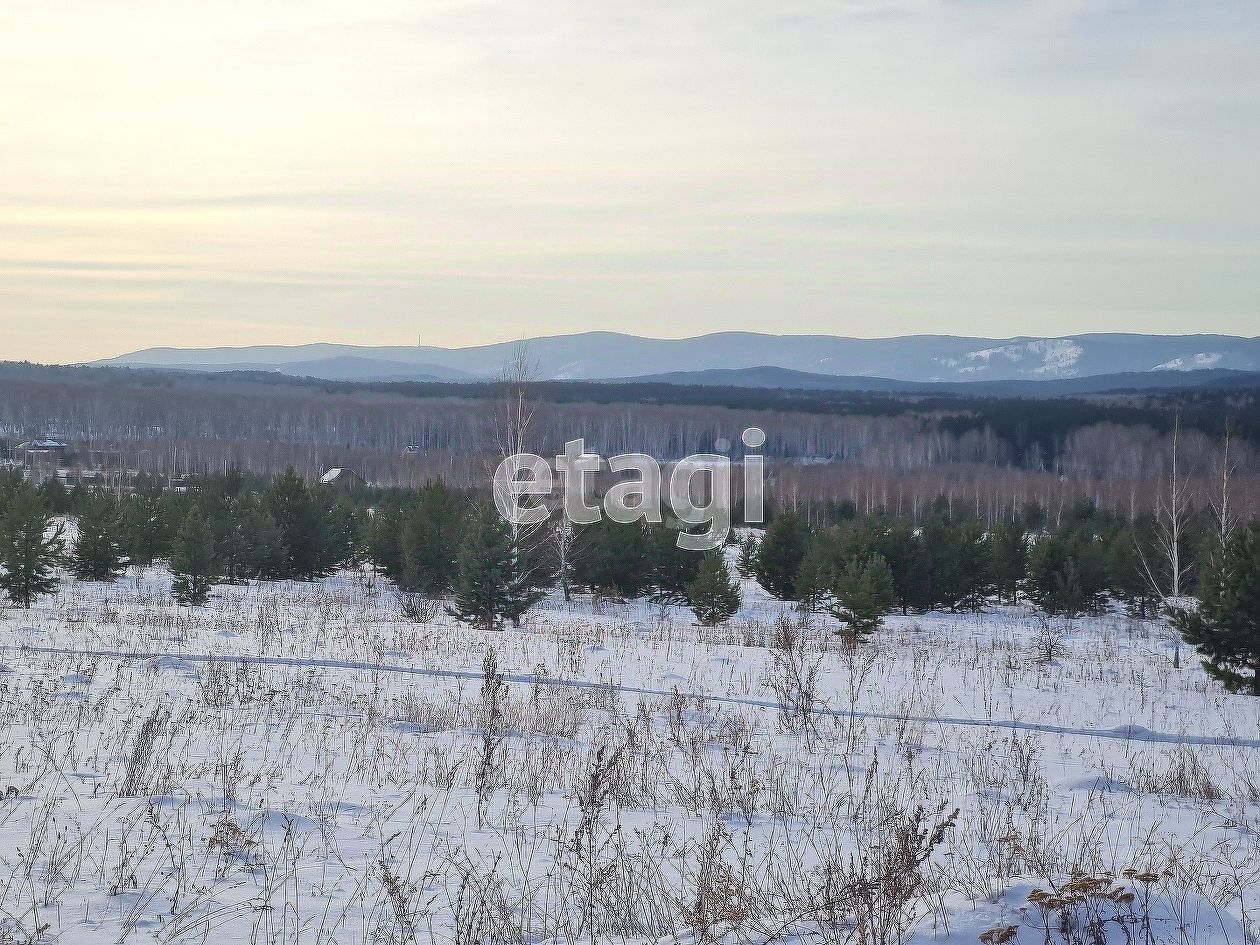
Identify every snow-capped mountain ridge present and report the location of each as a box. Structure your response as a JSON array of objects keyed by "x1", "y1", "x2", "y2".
[{"x1": 96, "y1": 331, "x2": 1260, "y2": 384}]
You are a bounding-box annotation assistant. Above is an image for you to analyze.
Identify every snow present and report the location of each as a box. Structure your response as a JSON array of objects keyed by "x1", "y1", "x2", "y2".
[
  {"x1": 956, "y1": 339, "x2": 1085, "y2": 377},
  {"x1": 1153, "y1": 353, "x2": 1224, "y2": 371},
  {"x1": 0, "y1": 565, "x2": 1256, "y2": 943}
]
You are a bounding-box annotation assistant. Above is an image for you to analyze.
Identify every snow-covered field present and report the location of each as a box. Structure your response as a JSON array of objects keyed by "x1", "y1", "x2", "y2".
[{"x1": 1, "y1": 566, "x2": 1258, "y2": 944}]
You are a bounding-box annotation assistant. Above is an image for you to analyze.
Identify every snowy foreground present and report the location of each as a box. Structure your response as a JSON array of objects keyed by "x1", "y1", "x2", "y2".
[{"x1": 1, "y1": 568, "x2": 1258, "y2": 944}]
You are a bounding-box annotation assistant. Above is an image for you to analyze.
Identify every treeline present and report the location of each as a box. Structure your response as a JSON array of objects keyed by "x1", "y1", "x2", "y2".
[
  {"x1": 744, "y1": 500, "x2": 1185, "y2": 625},
  {"x1": 0, "y1": 469, "x2": 742, "y2": 628},
  {"x1": 0, "y1": 467, "x2": 1224, "y2": 624},
  {"x1": 2, "y1": 466, "x2": 1257, "y2": 692},
  {"x1": 741, "y1": 500, "x2": 1260, "y2": 693},
  {"x1": 4, "y1": 362, "x2": 1257, "y2": 472},
  {"x1": 6, "y1": 359, "x2": 1258, "y2": 441}
]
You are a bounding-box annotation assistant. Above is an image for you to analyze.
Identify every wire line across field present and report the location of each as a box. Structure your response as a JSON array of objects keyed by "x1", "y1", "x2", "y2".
[{"x1": 6, "y1": 642, "x2": 1256, "y2": 750}]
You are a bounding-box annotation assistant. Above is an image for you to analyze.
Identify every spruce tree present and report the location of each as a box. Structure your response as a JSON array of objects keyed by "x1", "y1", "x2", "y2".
[
  {"x1": 1172, "y1": 525, "x2": 1260, "y2": 695},
  {"x1": 751, "y1": 508, "x2": 808, "y2": 601},
  {"x1": 71, "y1": 494, "x2": 125, "y2": 581},
  {"x1": 448, "y1": 507, "x2": 543, "y2": 630},
  {"x1": 686, "y1": 550, "x2": 741, "y2": 626},
  {"x1": 170, "y1": 507, "x2": 217, "y2": 606},
  {"x1": 827, "y1": 553, "x2": 897, "y2": 639},
  {"x1": 0, "y1": 487, "x2": 64, "y2": 608}
]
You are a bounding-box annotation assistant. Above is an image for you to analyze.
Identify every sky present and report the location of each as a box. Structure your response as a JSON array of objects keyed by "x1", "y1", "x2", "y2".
[{"x1": 2, "y1": 0, "x2": 1258, "y2": 363}]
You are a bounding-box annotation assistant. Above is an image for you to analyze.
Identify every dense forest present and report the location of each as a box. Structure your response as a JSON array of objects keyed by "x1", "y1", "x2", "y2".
[{"x1": 2, "y1": 361, "x2": 1258, "y2": 521}]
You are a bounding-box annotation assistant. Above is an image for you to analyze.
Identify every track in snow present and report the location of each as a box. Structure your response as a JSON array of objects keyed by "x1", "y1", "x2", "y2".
[{"x1": 7, "y1": 642, "x2": 1257, "y2": 750}]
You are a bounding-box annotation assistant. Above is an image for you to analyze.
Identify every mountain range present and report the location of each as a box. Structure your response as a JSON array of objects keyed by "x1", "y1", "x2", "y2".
[{"x1": 95, "y1": 331, "x2": 1260, "y2": 388}]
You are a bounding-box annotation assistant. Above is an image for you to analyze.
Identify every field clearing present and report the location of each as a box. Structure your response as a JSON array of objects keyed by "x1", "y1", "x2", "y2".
[{"x1": 0, "y1": 566, "x2": 1257, "y2": 944}]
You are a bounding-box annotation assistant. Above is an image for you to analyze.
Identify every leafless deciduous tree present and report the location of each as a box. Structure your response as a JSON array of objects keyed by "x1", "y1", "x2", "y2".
[{"x1": 1133, "y1": 414, "x2": 1193, "y2": 602}]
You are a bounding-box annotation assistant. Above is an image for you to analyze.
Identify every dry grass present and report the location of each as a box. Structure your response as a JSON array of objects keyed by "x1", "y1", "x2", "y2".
[{"x1": 0, "y1": 571, "x2": 1255, "y2": 943}]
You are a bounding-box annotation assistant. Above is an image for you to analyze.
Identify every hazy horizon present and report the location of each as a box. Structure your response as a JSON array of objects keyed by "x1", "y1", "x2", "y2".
[
  {"x1": 4, "y1": 1, "x2": 1259, "y2": 363},
  {"x1": 96, "y1": 326, "x2": 1260, "y2": 364}
]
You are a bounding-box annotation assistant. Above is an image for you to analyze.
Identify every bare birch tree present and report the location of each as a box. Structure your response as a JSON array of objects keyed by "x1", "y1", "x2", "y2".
[
  {"x1": 1211, "y1": 420, "x2": 1237, "y2": 551},
  {"x1": 1140, "y1": 413, "x2": 1191, "y2": 600}
]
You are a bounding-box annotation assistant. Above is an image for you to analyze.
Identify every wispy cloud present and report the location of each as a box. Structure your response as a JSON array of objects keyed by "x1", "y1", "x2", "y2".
[{"x1": 1, "y1": 0, "x2": 1257, "y2": 361}]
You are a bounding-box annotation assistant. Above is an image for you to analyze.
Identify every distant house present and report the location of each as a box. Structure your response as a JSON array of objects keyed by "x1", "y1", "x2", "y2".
[
  {"x1": 17, "y1": 439, "x2": 68, "y2": 455},
  {"x1": 320, "y1": 467, "x2": 366, "y2": 492}
]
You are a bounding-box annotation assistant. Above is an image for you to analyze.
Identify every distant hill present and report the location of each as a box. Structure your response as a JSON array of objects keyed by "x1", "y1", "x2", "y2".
[
  {"x1": 115, "y1": 355, "x2": 475, "y2": 383},
  {"x1": 624, "y1": 365, "x2": 1260, "y2": 396},
  {"x1": 95, "y1": 331, "x2": 1260, "y2": 385}
]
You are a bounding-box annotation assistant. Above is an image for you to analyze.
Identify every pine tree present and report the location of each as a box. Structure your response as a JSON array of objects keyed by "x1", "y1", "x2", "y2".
[
  {"x1": 399, "y1": 480, "x2": 464, "y2": 594},
  {"x1": 686, "y1": 550, "x2": 741, "y2": 626},
  {"x1": 647, "y1": 522, "x2": 701, "y2": 604},
  {"x1": 987, "y1": 520, "x2": 1028, "y2": 606},
  {"x1": 448, "y1": 507, "x2": 543, "y2": 630},
  {"x1": 919, "y1": 518, "x2": 959, "y2": 611},
  {"x1": 38, "y1": 479, "x2": 71, "y2": 514},
  {"x1": 1172, "y1": 525, "x2": 1260, "y2": 695},
  {"x1": 0, "y1": 487, "x2": 64, "y2": 608},
  {"x1": 71, "y1": 494, "x2": 125, "y2": 581},
  {"x1": 170, "y1": 507, "x2": 217, "y2": 606},
  {"x1": 572, "y1": 518, "x2": 650, "y2": 598},
  {"x1": 735, "y1": 533, "x2": 759, "y2": 579},
  {"x1": 327, "y1": 496, "x2": 362, "y2": 571},
  {"x1": 874, "y1": 520, "x2": 930, "y2": 614},
  {"x1": 827, "y1": 553, "x2": 897, "y2": 639},
  {"x1": 118, "y1": 494, "x2": 164, "y2": 569},
  {"x1": 793, "y1": 541, "x2": 831, "y2": 615},
  {"x1": 367, "y1": 503, "x2": 406, "y2": 581},
  {"x1": 955, "y1": 519, "x2": 993, "y2": 610},
  {"x1": 242, "y1": 501, "x2": 285, "y2": 579},
  {"x1": 1107, "y1": 523, "x2": 1159, "y2": 618},
  {"x1": 0, "y1": 470, "x2": 20, "y2": 515},
  {"x1": 920, "y1": 518, "x2": 991, "y2": 612},
  {"x1": 751, "y1": 508, "x2": 808, "y2": 601},
  {"x1": 212, "y1": 496, "x2": 251, "y2": 583},
  {"x1": 266, "y1": 468, "x2": 336, "y2": 580},
  {"x1": 515, "y1": 515, "x2": 559, "y2": 600},
  {"x1": 1027, "y1": 529, "x2": 1109, "y2": 616}
]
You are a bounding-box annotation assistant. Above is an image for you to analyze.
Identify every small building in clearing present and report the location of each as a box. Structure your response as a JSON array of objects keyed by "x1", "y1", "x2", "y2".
[
  {"x1": 320, "y1": 467, "x2": 366, "y2": 492},
  {"x1": 18, "y1": 439, "x2": 68, "y2": 455}
]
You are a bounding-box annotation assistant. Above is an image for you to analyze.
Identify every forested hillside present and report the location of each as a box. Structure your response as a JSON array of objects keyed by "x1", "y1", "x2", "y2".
[{"x1": 2, "y1": 362, "x2": 1258, "y2": 521}]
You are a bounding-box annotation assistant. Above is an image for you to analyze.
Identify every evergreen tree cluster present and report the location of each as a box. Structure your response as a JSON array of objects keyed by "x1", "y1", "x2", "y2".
[
  {"x1": 1172, "y1": 524, "x2": 1260, "y2": 695},
  {"x1": 0, "y1": 467, "x2": 364, "y2": 609},
  {"x1": 3, "y1": 466, "x2": 1255, "y2": 693},
  {"x1": 747, "y1": 499, "x2": 1220, "y2": 637}
]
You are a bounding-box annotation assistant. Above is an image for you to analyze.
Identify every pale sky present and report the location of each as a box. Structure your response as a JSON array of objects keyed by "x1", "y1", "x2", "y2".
[{"x1": 2, "y1": 0, "x2": 1258, "y2": 363}]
